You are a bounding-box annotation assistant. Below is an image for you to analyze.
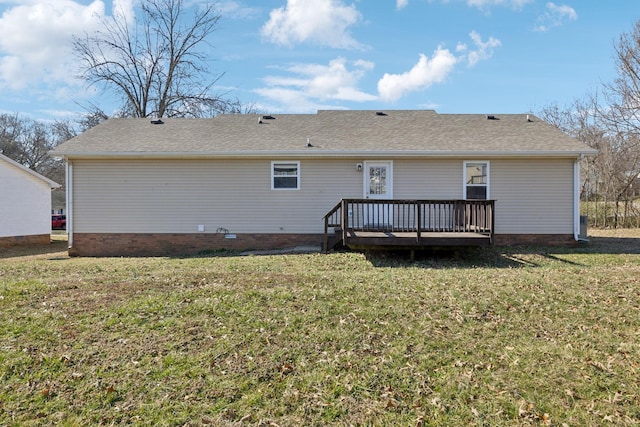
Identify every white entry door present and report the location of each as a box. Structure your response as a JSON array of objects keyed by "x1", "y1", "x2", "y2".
[
  {"x1": 363, "y1": 161, "x2": 393, "y2": 229},
  {"x1": 364, "y1": 161, "x2": 393, "y2": 199}
]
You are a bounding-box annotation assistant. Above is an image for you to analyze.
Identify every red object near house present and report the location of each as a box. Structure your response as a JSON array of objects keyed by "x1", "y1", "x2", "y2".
[{"x1": 51, "y1": 215, "x2": 66, "y2": 230}]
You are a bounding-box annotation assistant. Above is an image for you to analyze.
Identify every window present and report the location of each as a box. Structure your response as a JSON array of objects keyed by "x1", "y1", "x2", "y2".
[
  {"x1": 464, "y1": 161, "x2": 489, "y2": 199},
  {"x1": 272, "y1": 161, "x2": 300, "y2": 190}
]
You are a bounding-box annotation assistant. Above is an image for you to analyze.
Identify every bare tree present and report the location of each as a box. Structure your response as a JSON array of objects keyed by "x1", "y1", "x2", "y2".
[
  {"x1": 0, "y1": 113, "x2": 65, "y2": 183},
  {"x1": 208, "y1": 97, "x2": 261, "y2": 115},
  {"x1": 77, "y1": 106, "x2": 109, "y2": 132},
  {"x1": 51, "y1": 120, "x2": 77, "y2": 144},
  {"x1": 603, "y1": 20, "x2": 640, "y2": 134},
  {"x1": 599, "y1": 20, "x2": 640, "y2": 226},
  {"x1": 73, "y1": 0, "x2": 229, "y2": 118},
  {"x1": 0, "y1": 114, "x2": 49, "y2": 170},
  {"x1": 539, "y1": 98, "x2": 605, "y2": 202},
  {"x1": 539, "y1": 19, "x2": 640, "y2": 228},
  {"x1": 0, "y1": 113, "x2": 23, "y2": 161}
]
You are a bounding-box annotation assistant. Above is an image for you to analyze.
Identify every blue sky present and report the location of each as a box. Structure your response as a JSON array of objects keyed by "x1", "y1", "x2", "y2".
[{"x1": 0, "y1": 0, "x2": 638, "y2": 121}]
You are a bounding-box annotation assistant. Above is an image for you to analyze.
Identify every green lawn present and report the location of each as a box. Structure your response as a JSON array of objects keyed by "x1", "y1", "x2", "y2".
[{"x1": 1, "y1": 230, "x2": 639, "y2": 426}]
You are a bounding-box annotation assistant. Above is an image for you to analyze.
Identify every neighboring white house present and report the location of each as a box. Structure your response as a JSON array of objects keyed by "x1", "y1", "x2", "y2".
[
  {"x1": 0, "y1": 153, "x2": 60, "y2": 246},
  {"x1": 50, "y1": 110, "x2": 597, "y2": 257}
]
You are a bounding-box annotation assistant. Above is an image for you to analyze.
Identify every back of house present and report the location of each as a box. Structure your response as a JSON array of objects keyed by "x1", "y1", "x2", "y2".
[{"x1": 49, "y1": 110, "x2": 596, "y2": 256}]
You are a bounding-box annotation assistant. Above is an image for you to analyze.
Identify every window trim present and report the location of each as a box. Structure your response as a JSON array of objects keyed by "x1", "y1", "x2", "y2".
[
  {"x1": 463, "y1": 160, "x2": 490, "y2": 200},
  {"x1": 271, "y1": 161, "x2": 300, "y2": 190}
]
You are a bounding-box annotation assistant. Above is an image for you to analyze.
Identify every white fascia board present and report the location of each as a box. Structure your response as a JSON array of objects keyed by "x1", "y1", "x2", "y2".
[{"x1": 56, "y1": 149, "x2": 596, "y2": 160}]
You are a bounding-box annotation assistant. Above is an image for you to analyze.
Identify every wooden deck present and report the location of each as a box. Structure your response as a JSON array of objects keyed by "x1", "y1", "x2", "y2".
[
  {"x1": 344, "y1": 230, "x2": 492, "y2": 249},
  {"x1": 323, "y1": 199, "x2": 495, "y2": 251}
]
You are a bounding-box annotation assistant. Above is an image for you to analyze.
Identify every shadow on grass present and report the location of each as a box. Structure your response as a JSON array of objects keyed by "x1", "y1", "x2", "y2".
[
  {"x1": 0, "y1": 235, "x2": 69, "y2": 260},
  {"x1": 362, "y1": 247, "x2": 533, "y2": 269},
  {"x1": 580, "y1": 236, "x2": 640, "y2": 254},
  {"x1": 2, "y1": 234, "x2": 637, "y2": 266},
  {"x1": 363, "y1": 234, "x2": 640, "y2": 269}
]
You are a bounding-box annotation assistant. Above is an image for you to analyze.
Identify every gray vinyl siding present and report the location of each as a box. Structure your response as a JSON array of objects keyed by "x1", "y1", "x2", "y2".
[
  {"x1": 71, "y1": 158, "x2": 575, "y2": 235},
  {"x1": 492, "y1": 159, "x2": 574, "y2": 234},
  {"x1": 72, "y1": 159, "x2": 363, "y2": 234},
  {"x1": 394, "y1": 159, "x2": 461, "y2": 199}
]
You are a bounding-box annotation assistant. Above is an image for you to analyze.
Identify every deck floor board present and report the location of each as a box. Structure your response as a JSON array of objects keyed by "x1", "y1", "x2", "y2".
[{"x1": 344, "y1": 230, "x2": 492, "y2": 249}]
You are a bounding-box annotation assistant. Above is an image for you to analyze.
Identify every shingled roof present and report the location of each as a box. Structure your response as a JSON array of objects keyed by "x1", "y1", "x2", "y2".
[{"x1": 50, "y1": 110, "x2": 596, "y2": 159}]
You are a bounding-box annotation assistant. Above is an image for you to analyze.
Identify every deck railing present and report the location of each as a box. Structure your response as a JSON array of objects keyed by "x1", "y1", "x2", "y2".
[{"x1": 323, "y1": 199, "x2": 495, "y2": 250}]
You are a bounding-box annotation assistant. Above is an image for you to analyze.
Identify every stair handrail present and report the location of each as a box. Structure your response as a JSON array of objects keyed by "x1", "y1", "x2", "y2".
[{"x1": 322, "y1": 199, "x2": 344, "y2": 251}]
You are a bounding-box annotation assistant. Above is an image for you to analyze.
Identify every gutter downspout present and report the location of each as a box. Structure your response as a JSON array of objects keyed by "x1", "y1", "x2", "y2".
[
  {"x1": 66, "y1": 160, "x2": 73, "y2": 249},
  {"x1": 574, "y1": 157, "x2": 584, "y2": 242}
]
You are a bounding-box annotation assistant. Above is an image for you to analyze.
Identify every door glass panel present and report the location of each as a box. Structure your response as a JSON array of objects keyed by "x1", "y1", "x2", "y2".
[{"x1": 369, "y1": 166, "x2": 387, "y2": 195}]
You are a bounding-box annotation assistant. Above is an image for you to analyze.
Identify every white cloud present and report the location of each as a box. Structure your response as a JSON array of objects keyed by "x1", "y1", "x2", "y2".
[
  {"x1": 261, "y1": 0, "x2": 364, "y2": 49},
  {"x1": 458, "y1": 31, "x2": 501, "y2": 66},
  {"x1": 547, "y1": 2, "x2": 577, "y2": 19},
  {"x1": 0, "y1": 0, "x2": 134, "y2": 92},
  {"x1": 377, "y1": 48, "x2": 458, "y2": 102},
  {"x1": 466, "y1": 0, "x2": 534, "y2": 9},
  {"x1": 255, "y1": 57, "x2": 376, "y2": 112},
  {"x1": 534, "y1": 2, "x2": 577, "y2": 32},
  {"x1": 418, "y1": 101, "x2": 442, "y2": 110},
  {"x1": 399, "y1": 0, "x2": 533, "y2": 9},
  {"x1": 113, "y1": 0, "x2": 134, "y2": 21},
  {"x1": 217, "y1": 1, "x2": 260, "y2": 20},
  {"x1": 376, "y1": 31, "x2": 499, "y2": 102}
]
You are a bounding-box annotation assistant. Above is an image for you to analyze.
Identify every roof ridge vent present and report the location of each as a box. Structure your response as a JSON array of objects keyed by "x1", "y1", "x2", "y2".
[
  {"x1": 486, "y1": 115, "x2": 498, "y2": 120},
  {"x1": 150, "y1": 119, "x2": 164, "y2": 125}
]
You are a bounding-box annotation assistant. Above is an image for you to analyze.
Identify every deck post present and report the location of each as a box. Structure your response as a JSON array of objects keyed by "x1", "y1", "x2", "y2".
[
  {"x1": 416, "y1": 202, "x2": 421, "y2": 243},
  {"x1": 490, "y1": 200, "x2": 495, "y2": 243},
  {"x1": 323, "y1": 204, "x2": 332, "y2": 252},
  {"x1": 323, "y1": 216, "x2": 328, "y2": 252},
  {"x1": 341, "y1": 199, "x2": 348, "y2": 246}
]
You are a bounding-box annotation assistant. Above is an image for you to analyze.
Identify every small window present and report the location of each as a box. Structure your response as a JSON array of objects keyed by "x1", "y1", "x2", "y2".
[
  {"x1": 272, "y1": 161, "x2": 300, "y2": 190},
  {"x1": 464, "y1": 161, "x2": 489, "y2": 200}
]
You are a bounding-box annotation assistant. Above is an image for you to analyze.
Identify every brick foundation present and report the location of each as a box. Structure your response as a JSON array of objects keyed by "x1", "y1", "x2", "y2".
[
  {"x1": 69, "y1": 232, "x2": 579, "y2": 256},
  {"x1": 493, "y1": 234, "x2": 577, "y2": 246},
  {"x1": 70, "y1": 233, "x2": 325, "y2": 257},
  {"x1": 0, "y1": 234, "x2": 51, "y2": 248}
]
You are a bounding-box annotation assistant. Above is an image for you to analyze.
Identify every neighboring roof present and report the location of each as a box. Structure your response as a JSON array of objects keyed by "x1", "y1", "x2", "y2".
[
  {"x1": 0, "y1": 153, "x2": 60, "y2": 188},
  {"x1": 50, "y1": 110, "x2": 597, "y2": 159}
]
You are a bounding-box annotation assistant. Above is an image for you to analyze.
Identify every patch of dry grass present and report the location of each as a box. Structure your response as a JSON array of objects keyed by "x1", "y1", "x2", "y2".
[{"x1": 0, "y1": 231, "x2": 639, "y2": 425}]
